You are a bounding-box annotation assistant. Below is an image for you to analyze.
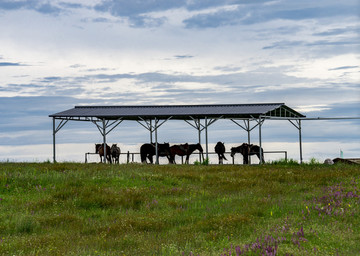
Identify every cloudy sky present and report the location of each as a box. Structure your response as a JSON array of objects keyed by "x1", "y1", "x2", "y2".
[{"x1": 0, "y1": 0, "x2": 359, "y2": 163}]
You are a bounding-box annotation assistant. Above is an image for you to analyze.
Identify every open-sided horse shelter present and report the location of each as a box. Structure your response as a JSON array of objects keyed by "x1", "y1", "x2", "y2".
[{"x1": 49, "y1": 103, "x2": 305, "y2": 164}]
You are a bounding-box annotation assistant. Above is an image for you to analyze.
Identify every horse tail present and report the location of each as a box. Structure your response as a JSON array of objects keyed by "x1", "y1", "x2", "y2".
[{"x1": 222, "y1": 153, "x2": 227, "y2": 161}]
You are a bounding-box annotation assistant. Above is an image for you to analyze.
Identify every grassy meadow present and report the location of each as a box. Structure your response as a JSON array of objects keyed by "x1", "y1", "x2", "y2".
[{"x1": 0, "y1": 162, "x2": 359, "y2": 255}]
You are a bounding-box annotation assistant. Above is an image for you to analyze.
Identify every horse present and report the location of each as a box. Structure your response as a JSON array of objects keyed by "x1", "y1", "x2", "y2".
[
  {"x1": 169, "y1": 143, "x2": 204, "y2": 164},
  {"x1": 230, "y1": 143, "x2": 264, "y2": 164},
  {"x1": 110, "y1": 144, "x2": 121, "y2": 164},
  {"x1": 140, "y1": 143, "x2": 171, "y2": 164},
  {"x1": 95, "y1": 143, "x2": 112, "y2": 164},
  {"x1": 215, "y1": 141, "x2": 227, "y2": 164}
]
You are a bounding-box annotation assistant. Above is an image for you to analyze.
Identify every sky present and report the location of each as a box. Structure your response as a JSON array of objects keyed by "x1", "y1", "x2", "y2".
[{"x1": 0, "y1": 0, "x2": 359, "y2": 163}]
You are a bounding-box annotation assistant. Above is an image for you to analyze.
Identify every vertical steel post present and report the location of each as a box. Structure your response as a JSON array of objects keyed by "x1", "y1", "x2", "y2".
[
  {"x1": 247, "y1": 119, "x2": 251, "y2": 164},
  {"x1": 205, "y1": 117, "x2": 209, "y2": 160},
  {"x1": 52, "y1": 117, "x2": 56, "y2": 163},
  {"x1": 247, "y1": 119, "x2": 251, "y2": 144},
  {"x1": 259, "y1": 117, "x2": 263, "y2": 164},
  {"x1": 102, "y1": 118, "x2": 107, "y2": 164},
  {"x1": 198, "y1": 119, "x2": 202, "y2": 162},
  {"x1": 299, "y1": 119, "x2": 303, "y2": 164},
  {"x1": 150, "y1": 119, "x2": 153, "y2": 143},
  {"x1": 155, "y1": 118, "x2": 159, "y2": 164}
]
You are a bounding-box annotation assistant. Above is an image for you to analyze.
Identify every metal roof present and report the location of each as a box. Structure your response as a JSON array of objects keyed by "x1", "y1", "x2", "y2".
[{"x1": 49, "y1": 103, "x2": 305, "y2": 121}]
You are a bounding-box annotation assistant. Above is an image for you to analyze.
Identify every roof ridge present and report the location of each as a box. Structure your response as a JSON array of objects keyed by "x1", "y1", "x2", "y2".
[{"x1": 74, "y1": 103, "x2": 285, "y2": 108}]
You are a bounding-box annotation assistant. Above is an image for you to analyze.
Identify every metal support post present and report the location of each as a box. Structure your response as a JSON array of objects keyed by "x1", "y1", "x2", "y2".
[
  {"x1": 102, "y1": 118, "x2": 107, "y2": 164},
  {"x1": 150, "y1": 119, "x2": 153, "y2": 143},
  {"x1": 155, "y1": 118, "x2": 159, "y2": 164},
  {"x1": 51, "y1": 117, "x2": 69, "y2": 163},
  {"x1": 247, "y1": 119, "x2": 251, "y2": 145},
  {"x1": 205, "y1": 117, "x2": 209, "y2": 160},
  {"x1": 247, "y1": 119, "x2": 251, "y2": 164},
  {"x1": 198, "y1": 119, "x2": 202, "y2": 162},
  {"x1": 52, "y1": 117, "x2": 56, "y2": 163},
  {"x1": 289, "y1": 119, "x2": 303, "y2": 164},
  {"x1": 299, "y1": 120, "x2": 303, "y2": 164},
  {"x1": 258, "y1": 117, "x2": 263, "y2": 164}
]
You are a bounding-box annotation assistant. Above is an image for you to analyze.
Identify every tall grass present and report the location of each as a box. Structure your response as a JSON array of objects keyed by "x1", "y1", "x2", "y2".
[{"x1": 0, "y1": 162, "x2": 359, "y2": 255}]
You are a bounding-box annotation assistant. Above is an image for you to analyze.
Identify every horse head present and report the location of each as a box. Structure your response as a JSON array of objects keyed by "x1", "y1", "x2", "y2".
[
  {"x1": 95, "y1": 144, "x2": 101, "y2": 153},
  {"x1": 161, "y1": 142, "x2": 171, "y2": 155},
  {"x1": 196, "y1": 143, "x2": 204, "y2": 153}
]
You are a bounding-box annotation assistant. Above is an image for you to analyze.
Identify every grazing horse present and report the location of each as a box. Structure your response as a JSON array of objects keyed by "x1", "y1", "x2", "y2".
[
  {"x1": 230, "y1": 143, "x2": 264, "y2": 164},
  {"x1": 110, "y1": 144, "x2": 121, "y2": 164},
  {"x1": 95, "y1": 143, "x2": 112, "y2": 163},
  {"x1": 215, "y1": 141, "x2": 227, "y2": 164},
  {"x1": 140, "y1": 143, "x2": 171, "y2": 164},
  {"x1": 169, "y1": 143, "x2": 204, "y2": 164}
]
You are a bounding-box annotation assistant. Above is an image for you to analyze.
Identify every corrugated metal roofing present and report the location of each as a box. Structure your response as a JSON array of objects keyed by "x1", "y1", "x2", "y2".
[{"x1": 49, "y1": 103, "x2": 305, "y2": 120}]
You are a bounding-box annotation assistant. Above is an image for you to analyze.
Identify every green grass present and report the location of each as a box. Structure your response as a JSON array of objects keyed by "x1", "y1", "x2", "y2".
[{"x1": 0, "y1": 162, "x2": 359, "y2": 255}]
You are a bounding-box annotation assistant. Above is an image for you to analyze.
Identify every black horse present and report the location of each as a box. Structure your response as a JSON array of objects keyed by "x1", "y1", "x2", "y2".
[
  {"x1": 169, "y1": 143, "x2": 204, "y2": 164},
  {"x1": 215, "y1": 141, "x2": 227, "y2": 164},
  {"x1": 140, "y1": 143, "x2": 171, "y2": 164},
  {"x1": 95, "y1": 143, "x2": 112, "y2": 163},
  {"x1": 110, "y1": 144, "x2": 121, "y2": 164},
  {"x1": 230, "y1": 143, "x2": 264, "y2": 164}
]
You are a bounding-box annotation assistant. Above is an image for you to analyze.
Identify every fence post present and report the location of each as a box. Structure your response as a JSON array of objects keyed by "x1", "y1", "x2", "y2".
[{"x1": 127, "y1": 151, "x2": 130, "y2": 163}]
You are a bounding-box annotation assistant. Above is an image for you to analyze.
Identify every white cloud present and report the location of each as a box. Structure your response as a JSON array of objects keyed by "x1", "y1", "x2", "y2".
[
  {"x1": 286, "y1": 54, "x2": 360, "y2": 80},
  {"x1": 295, "y1": 105, "x2": 331, "y2": 113},
  {"x1": 0, "y1": 0, "x2": 359, "y2": 162}
]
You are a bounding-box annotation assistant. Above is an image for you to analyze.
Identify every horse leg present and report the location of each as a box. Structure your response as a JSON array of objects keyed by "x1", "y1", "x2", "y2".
[
  {"x1": 185, "y1": 155, "x2": 190, "y2": 164},
  {"x1": 168, "y1": 155, "x2": 175, "y2": 164},
  {"x1": 148, "y1": 154, "x2": 153, "y2": 164},
  {"x1": 243, "y1": 153, "x2": 249, "y2": 164},
  {"x1": 258, "y1": 153, "x2": 264, "y2": 164},
  {"x1": 140, "y1": 151, "x2": 147, "y2": 163},
  {"x1": 255, "y1": 153, "x2": 259, "y2": 164},
  {"x1": 171, "y1": 154, "x2": 177, "y2": 164}
]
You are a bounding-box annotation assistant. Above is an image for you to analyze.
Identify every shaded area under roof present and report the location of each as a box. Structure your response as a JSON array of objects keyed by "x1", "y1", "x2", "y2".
[{"x1": 49, "y1": 103, "x2": 305, "y2": 121}]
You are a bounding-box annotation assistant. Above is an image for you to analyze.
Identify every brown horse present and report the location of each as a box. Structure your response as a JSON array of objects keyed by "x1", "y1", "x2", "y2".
[
  {"x1": 95, "y1": 143, "x2": 112, "y2": 163},
  {"x1": 230, "y1": 143, "x2": 264, "y2": 164},
  {"x1": 169, "y1": 143, "x2": 204, "y2": 164},
  {"x1": 110, "y1": 144, "x2": 121, "y2": 164},
  {"x1": 215, "y1": 141, "x2": 227, "y2": 164},
  {"x1": 140, "y1": 143, "x2": 171, "y2": 164}
]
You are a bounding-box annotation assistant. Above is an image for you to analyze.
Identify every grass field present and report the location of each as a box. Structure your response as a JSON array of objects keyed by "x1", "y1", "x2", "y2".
[{"x1": 0, "y1": 162, "x2": 359, "y2": 255}]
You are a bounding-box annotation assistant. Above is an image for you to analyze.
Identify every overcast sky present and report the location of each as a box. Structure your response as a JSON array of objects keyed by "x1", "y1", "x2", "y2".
[{"x1": 0, "y1": 0, "x2": 359, "y2": 163}]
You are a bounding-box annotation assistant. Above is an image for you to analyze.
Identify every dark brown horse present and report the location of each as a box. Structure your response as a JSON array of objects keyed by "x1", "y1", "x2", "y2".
[
  {"x1": 215, "y1": 141, "x2": 227, "y2": 164},
  {"x1": 230, "y1": 143, "x2": 264, "y2": 164},
  {"x1": 110, "y1": 144, "x2": 121, "y2": 164},
  {"x1": 140, "y1": 143, "x2": 171, "y2": 164},
  {"x1": 169, "y1": 143, "x2": 204, "y2": 164},
  {"x1": 95, "y1": 143, "x2": 112, "y2": 163}
]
